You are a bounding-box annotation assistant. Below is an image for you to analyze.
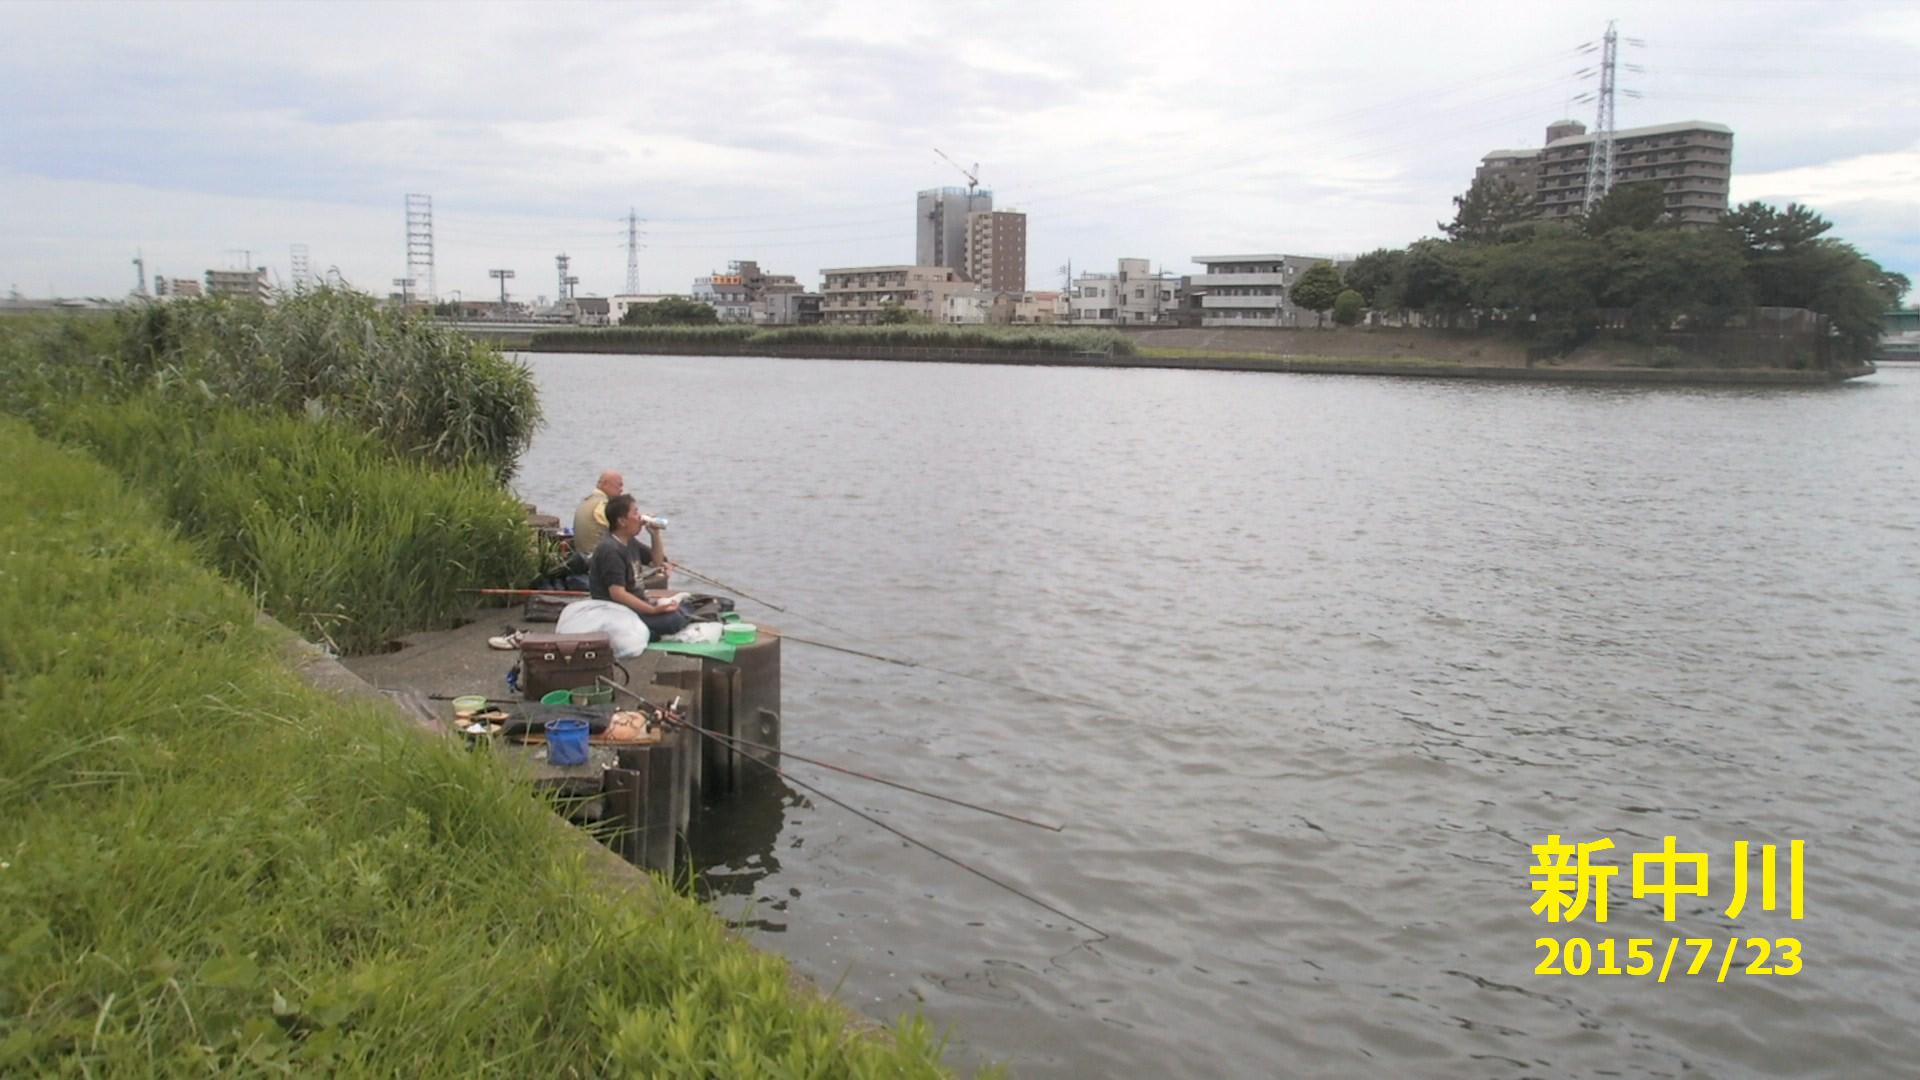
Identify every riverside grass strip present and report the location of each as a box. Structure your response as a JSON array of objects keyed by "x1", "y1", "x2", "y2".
[
  {"x1": 36, "y1": 395, "x2": 536, "y2": 656},
  {"x1": 0, "y1": 419, "x2": 960, "y2": 1077},
  {"x1": 531, "y1": 322, "x2": 1139, "y2": 356}
]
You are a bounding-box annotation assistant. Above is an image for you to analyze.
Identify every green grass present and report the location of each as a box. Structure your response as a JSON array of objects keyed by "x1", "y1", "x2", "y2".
[
  {"x1": 36, "y1": 395, "x2": 536, "y2": 655},
  {"x1": 533, "y1": 322, "x2": 1138, "y2": 356},
  {"x1": 0, "y1": 418, "x2": 960, "y2": 1076}
]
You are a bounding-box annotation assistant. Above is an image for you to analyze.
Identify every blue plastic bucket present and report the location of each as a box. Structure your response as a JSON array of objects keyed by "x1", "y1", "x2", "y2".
[{"x1": 546, "y1": 718, "x2": 590, "y2": 766}]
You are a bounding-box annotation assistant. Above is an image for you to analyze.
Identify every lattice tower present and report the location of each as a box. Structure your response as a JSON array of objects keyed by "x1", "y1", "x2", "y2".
[
  {"x1": 405, "y1": 194, "x2": 436, "y2": 300},
  {"x1": 625, "y1": 208, "x2": 645, "y2": 294},
  {"x1": 1581, "y1": 22, "x2": 1620, "y2": 212}
]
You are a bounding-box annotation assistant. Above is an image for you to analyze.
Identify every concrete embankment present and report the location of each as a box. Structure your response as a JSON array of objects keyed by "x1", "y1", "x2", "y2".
[{"x1": 518, "y1": 336, "x2": 1873, "y2": 386}]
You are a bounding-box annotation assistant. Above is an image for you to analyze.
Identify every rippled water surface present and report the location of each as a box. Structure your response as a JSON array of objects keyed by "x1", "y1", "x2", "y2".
[{"x1": 515, "y1": 354, "x2": 1920, "y2": 1078}]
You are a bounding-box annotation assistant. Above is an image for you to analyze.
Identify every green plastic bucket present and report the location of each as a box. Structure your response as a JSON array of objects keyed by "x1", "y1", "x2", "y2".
[{"x1": 540, "y1": 689, "x2": 573, "y2": 706}]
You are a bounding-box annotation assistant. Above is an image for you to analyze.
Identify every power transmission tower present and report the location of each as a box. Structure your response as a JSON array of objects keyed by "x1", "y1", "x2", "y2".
[
  {"x1": 406, "y1": 194, "x2": 436, "y2": 301},
  {"x1": 1581, "y1": 22, "x2": 1620, "y2": 212},
  {"x1": 489, "y1": 268, "x2": 515, "y2": 308},
  {"x1": 290, "y1": 243, "x2": 311, "y2": 289},
  {"x1": 556, "y1": 253, "x2": 572, "y2": 302},
  {"x1": 624, "y1": 208, "x2": 645, "y2": 294}
]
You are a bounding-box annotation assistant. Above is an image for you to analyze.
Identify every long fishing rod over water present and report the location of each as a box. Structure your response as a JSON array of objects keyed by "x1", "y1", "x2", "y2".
[{"x1": 601, "y1": 679, "x2": 1107, "y2": 941}]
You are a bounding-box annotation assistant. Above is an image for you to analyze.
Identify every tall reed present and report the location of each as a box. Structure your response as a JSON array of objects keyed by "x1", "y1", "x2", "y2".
[{"x1": 44, "y1": 396, "x2": 534, "y2": 653}]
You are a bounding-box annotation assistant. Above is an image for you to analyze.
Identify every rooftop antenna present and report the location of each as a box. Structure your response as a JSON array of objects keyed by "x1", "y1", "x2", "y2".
[
  {"x1": 933, "y1": 148, "x2": 981, "y2": 196},
  {"x1": 406, "y1": 194, "x2": 436, "y2": 301}
]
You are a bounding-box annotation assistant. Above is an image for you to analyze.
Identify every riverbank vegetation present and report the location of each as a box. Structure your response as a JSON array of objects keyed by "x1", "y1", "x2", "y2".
[
  {"x1": 531, "y1": 322, "x2": 1139, "y2": 356},
  {"x1": 1339, "y1": 191, "x2": 1908, "y2": 360},
  {"x1": 0, "y1": 294, "x2": 544, "y2": 653},
  {"x1": 0, "y1": 420, "x2": 956, "y2": 1076}
]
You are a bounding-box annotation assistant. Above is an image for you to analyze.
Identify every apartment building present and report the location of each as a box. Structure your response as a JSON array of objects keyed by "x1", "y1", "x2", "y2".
[
  {"x1": 1476, "y1": 119, "x2": 1735, "y2": 227},
  {"x1": 204, "y1": 267, "x2": 271, "y2": 301},
  {"x1": 691, "y1": 259, "x2": 805, "y2": 323},
  {"x1": 963, "y1": 210, "x2": 1027, "y2": 292},
  {"x1": 1188, "y1": 254, "x2": 1338, "y2": 328},
  {"x1": 1069, "y1": 258, "x2": 1183, "y2": 325},
  {"x1": 917, "y1": 187, "x2": 994, "y2": 274},
  {"x1": 755, "y1": 292, "x2": 822, "y2": 326},
  {"x1": 818, "y1": 265, "x2": 965, "y2": 325}
]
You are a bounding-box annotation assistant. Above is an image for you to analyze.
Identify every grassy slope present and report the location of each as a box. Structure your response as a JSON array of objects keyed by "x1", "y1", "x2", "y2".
[{"x1": 0, "y1": 419, "x2": 954, "y2": 1076}]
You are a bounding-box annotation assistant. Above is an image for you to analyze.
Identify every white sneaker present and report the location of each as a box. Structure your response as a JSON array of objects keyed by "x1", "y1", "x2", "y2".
[{"x1": 487, "y1": 629, "x2": 526, "y2": 651}]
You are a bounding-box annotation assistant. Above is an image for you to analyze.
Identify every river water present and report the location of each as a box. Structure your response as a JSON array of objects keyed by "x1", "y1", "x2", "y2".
[{"x1": 514, "y1": 353, "x2": 1920, "y2": 1078}]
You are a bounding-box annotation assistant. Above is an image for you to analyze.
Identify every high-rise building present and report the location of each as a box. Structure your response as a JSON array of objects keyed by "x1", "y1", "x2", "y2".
[
  {"x1": 1475, "y1": 119, "x2": 1735, "y2": 228},
  {"x1": 916, "y1": 187, "x2": 993, "y2": 274},
  {"x1": 963, "y1": 210, "x2": 1027, "y2": 293}
]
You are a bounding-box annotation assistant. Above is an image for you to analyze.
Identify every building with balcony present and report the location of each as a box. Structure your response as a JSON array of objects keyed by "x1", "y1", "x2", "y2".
[
  {"x1": 1069, "y1": 258, "x2": 1182, "y2": 325},
  {"x1": 963, "y1": 210, "x2": 1027, "y2": 292},
  {"x1": 992, "y1": 290, "x2": 1066, "y2": 325},
  {"x1": 1187, "y1": 254, "x2": 1337, "y2": 328},
  {"x1": 818, "y1": 265, "x2": 965, "y2": 325},
  {"x1": 204, "y1": 267, "x2": 270, "y2": 301},
  {"x1": 1474, "y1": 119, "x2": 1735, "y2": 228}
]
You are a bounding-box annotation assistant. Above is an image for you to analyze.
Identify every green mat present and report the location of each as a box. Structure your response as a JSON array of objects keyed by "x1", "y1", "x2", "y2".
[{"x1": 645, "y1": 640, "x2": 737, "y2": 663}]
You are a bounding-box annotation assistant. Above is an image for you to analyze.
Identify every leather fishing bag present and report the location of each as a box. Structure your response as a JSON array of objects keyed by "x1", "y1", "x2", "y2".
[{"x1": 518, "y1": 633, "x2": 615, "y2": 699}]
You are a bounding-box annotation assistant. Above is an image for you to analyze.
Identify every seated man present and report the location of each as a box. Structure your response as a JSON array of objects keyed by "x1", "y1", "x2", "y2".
[
  {"x1": 554, "y1": 493, "x2": 688, "y2": 657},
  {"x1": 592, "y1": 492, "x2": 693, "y2": 630},
  {"x1": 571, "y1": 469, "x2": 623, "y2": 560},
  {"x1": 569, "y1": 468, "x2": 668, "y2": 588}
]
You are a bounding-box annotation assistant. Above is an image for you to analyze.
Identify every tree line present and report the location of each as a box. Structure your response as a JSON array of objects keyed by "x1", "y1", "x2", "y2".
[{"x1": 1299, "y1": 179, "x2": 1907, "y2": 359}]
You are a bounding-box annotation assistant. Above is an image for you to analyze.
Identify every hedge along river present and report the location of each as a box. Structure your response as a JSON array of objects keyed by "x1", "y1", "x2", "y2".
[{"x1": 512, "y1": 352, "x2": 1920, "y2": 1078}]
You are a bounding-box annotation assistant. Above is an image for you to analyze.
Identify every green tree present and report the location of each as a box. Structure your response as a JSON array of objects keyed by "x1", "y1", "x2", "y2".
[
  {"x1": 1440, "y1": 175, "x2": 1535, "y2": 245},
  {"x1": 1468, "y1": 230, "x2": 1607, "y2": 348},
  {"x1": 1343, "y1": 248, "x2": 1407, "y2": 311},
  {"x1": 1599, "y1": 228, "x2": 1749, "y2": 335},
  {"x1": 1722, "y1": 200, "x2": 1906, "y2": 356},
  {"x1": 1582, "y1": 182, "x2": 1671, "y2": 236},
  {"x1": 874, "y1": 302, "x2": 929, "y2": 325},
  {"x1": 621, "y1": 296, "x2": 719, "y2": 326},
  {"x1": 1291, "y1": 264, "x2": 1345, "y2": 327},
  {"x1": 1332, "y1": 289, "x2": 1365, "y2": 326},
  {"x1": 1400, "y1": 240, "x2": 1475, "y2": 325}
]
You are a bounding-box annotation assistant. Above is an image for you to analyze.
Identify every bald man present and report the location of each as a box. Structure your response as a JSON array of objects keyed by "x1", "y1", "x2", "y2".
[{"x1": 572, "y1": 470, "x2": 624, "y2": 555}]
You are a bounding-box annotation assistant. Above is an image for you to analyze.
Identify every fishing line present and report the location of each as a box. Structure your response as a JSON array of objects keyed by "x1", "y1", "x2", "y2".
[
  {"x1": 602, "y1": 680, "x2": 1107, "y2": 941},
  {"x1": 774, "y1": 633, "x2": 1115, "y2": 713}
]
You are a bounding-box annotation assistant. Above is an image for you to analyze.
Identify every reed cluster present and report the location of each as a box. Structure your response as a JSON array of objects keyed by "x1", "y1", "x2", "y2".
[
  {"x1": 532, "y1": 322, "x2": 1139, "y2": 356},
  {"x1": 1, "y1": 307, "x2": 542, "y2": 654},
  {"x1": 0, "y1": 419, "x2": 958, "y2": 1076},
  {"x1": 3, "y1": 289, "x2": 541, "y2": 480}
]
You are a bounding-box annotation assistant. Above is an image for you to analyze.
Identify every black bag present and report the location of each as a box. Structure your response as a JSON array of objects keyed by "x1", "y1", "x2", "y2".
[{"x1": 523, "y1": 593, "x2": 570, "y2": 623}]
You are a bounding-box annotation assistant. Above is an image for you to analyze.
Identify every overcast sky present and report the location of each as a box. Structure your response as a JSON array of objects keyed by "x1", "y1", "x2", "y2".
[{"x1": 3, "y1": 0, "x2": 1915, "y2": 302}]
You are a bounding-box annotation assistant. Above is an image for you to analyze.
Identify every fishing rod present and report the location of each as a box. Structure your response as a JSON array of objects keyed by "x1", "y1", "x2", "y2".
[
  {"x1": 774, "y1": 633, "x2": 1114, "y2": 712},
  {"x1": 672, "y1": 564, "x2": 788, "y2": 612},
  {"x1": 601, "y1": 680, "x2": 1107, "y2": 941},
  {"x1": 591, "y1": 677, "x2": 1063, "y2": 832},
  {"x1": 461, "y1": 587, "x2": 588, "y2": 598}
]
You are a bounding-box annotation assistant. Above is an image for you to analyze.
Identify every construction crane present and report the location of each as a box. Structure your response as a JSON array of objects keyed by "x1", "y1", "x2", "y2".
[{"x1": 933, "y1": 148, "x2": 981, "y2": 195}]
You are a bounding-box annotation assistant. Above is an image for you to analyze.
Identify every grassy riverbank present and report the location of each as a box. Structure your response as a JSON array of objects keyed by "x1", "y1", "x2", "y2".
[
  {"x1": 531, "y1": 322, "x2": 1138, "y2": 356},
  {"x1": 0, "y1": 419, "x2": 956, "y2": 1075},
  {"x1": 1, "y1": 300, "x2": 543, "y2": 654}
]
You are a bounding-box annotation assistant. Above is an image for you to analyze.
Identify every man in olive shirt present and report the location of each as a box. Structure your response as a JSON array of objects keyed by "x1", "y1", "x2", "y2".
[
  {"x1": 571, "y1": 469, "x2": 624, "y2": 555},
  {"x1": 588, "y1": 494, "x2": 692, "y2": 639}
]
